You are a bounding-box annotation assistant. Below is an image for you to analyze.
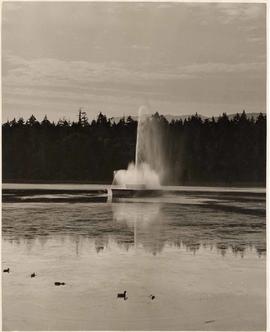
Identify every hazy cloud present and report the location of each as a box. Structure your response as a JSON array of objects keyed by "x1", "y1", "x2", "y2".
[
  {"x1": 2, "y1": 2, "x2": 266, "y2": 121},
  {"x1": 216, "y1": 3, "x2": 265, "y2": 23},
  {"x1": 3, "y1": 53, "x2": 265, "y2": 88}
]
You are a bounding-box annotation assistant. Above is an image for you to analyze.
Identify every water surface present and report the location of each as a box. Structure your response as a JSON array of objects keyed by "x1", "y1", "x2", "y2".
[{"x1": 2, "y1": 185, "x2": 266, "y2": 330}]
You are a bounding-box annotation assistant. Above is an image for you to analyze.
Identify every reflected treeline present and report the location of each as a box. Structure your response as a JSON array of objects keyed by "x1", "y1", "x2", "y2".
[
  {"x1": 2, "y1": 202, "x2": 266, "y2": 257},
  {"x1": 4, "y1": 233, "x2": 265, "y2": 258}
]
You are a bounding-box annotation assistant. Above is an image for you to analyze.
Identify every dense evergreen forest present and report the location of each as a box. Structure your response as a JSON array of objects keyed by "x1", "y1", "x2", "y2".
[{"x1": 2, "y1": 110, "x2": 266, "y2": 186}]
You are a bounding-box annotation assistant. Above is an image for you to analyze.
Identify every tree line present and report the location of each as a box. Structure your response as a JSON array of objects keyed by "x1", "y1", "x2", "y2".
[{"x1": 2, "y1": 110, "x2": 266, "y2": 185}]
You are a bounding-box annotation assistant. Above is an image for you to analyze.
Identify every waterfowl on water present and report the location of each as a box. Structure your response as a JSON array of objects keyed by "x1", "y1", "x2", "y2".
[
  {"x1": 31, "y1": 273, "x2": 36, "y2": 278},
  {"x1": 117, "y1": 291, "x2": 127, "y2": 299},
  {"x1": 54, "y1": 282, "x2": 65, "y2": 286},
  {"x1": 3, "y1": 268, "x2": 10, "y2": 273},
  {"x1": 150, "y1": 295, "x2": 155, "y2": 300}
]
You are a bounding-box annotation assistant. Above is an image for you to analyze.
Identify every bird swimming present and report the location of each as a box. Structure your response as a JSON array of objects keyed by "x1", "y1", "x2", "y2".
[
  {"x1": 3, "y1": 268, "x2": 10, "y2": 273},
  {"x1": 54, "y1": 282, "x2": 65, "y2": 286},
  {"x1": 117, "y1": 291, "x2": 127, "y2": 299},
  {"x1": 31, "y1": 273, "x2": 36, "y2": 278}
]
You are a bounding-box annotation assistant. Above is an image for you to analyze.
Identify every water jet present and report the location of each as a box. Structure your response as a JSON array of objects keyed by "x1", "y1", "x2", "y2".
[{"x1": 112, "y1": 106, "x2": 163, "y2": 193}]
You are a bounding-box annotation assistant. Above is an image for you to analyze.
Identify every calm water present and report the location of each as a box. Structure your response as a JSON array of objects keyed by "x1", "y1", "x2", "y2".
[{"x1": 2, "y1": 185, "x2": 266, "y2": 331}]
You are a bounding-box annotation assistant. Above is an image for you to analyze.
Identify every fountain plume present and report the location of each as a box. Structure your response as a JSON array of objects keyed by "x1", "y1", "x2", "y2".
[{"x1": 113, "y1": 105, "x2": 164, "y2": 188}]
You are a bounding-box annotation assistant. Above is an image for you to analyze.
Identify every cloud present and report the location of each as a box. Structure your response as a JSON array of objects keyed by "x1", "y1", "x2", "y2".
[
  {"x1": 187, "y1": 3, "x2": 265, "y2": 32},
  {"x1": 3, "y1": 53, "x2": 265, "y2": 92},
  {"x1": 2, "y1": 53, "x2": 194, "y2": 92},
  {"x1": 215, "y1": 3, "x2": 265, "y2": 24},
  {"x1": 1, "y1": 2, "x2": 266, "y2": 122},
  {"x1": 178, "y1": 62, "x2": 265, "y2": 75},
  {"x1": 2, "y1": 50, "x2": 265, "y2": 120},
  {"x1": 3, "y1": 2, "x2": 22, "y2": 12},
  {"x1": 2, "y1": 2, "x2": 23, "y2": 23}
]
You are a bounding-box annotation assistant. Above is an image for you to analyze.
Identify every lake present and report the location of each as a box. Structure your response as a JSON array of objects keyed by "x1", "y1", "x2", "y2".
[{"x1": 2, "y1": 184, "x2": 266, "y2": 331}]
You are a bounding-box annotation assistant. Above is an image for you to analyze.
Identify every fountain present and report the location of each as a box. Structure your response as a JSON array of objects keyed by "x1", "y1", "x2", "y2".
[{"x1": 112, "y1": 106, "x2": 164, "y2": 190}]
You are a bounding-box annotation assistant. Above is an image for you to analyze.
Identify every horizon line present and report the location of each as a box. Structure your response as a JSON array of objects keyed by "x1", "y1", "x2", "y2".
[{"x1": 3, "y1": 109, "x2": 266, "y2": 124}]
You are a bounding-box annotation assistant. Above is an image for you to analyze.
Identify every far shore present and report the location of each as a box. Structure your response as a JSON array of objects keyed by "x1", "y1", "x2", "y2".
[{"x1": 2, "y1": 179, "x2": 266, "y2": 188}]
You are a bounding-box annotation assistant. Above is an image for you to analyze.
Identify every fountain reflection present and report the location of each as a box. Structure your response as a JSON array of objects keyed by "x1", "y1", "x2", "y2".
[{"x1": 112, "y1": 203, "x2": 166, "y2": 255}]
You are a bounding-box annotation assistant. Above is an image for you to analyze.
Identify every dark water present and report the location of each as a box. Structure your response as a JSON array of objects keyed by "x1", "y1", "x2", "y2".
[{"x1": 2, "y1": 185, "x2": 266, "y2": 330}]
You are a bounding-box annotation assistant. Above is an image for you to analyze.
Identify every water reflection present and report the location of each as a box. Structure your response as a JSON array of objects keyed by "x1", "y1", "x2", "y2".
[
  {"x1": 2, "y1": 201, "x2": 266, "y2": 257},
  {"x1": 113, "y1": 203, "x2": 165, "y2": 254},
  {"x1": 112, "y1": 202, "x2": 265, "y2": 257}
]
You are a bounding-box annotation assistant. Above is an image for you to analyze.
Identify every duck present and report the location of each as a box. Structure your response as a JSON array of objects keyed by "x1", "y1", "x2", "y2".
[
  {"x1": 3, "y1": 268, "x2": 10, "y2": 273},
  {"x1": 150, "y1": 294, "x2": 155, "y2": 300},
  {"x1": 31, "y1": 273, "x2": 36, "y2": 278},
  {"x1": 54, "y1": 282, "x2": 65, "y2": 286},
  {"x1": 117, "y1": 290, "x2": 127, "y2": 299}
]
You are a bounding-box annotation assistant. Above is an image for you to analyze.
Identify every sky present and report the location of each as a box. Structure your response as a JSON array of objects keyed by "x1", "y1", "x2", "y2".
[{"x1": 2, "y1": 1, "x2": 266, "y2": 122}]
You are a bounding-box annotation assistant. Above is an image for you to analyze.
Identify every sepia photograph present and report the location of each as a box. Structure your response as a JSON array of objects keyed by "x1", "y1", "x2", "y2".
[{"x1": 2, "y1": 1, "x2": 266, "y2": 331}]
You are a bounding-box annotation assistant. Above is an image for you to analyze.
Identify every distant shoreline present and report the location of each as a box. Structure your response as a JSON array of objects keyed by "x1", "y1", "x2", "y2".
[
  {"x1": 2, "y1": 179, "x2": 266, "y2": 188},
  {"x1": 3, "y1": 111, "x2": 266, "y2": 186}
]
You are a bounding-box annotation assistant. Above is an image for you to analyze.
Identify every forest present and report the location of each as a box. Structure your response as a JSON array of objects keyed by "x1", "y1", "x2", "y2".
[{"x1": 2, "y1": 110, "x2": 266, "y2": 186}]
